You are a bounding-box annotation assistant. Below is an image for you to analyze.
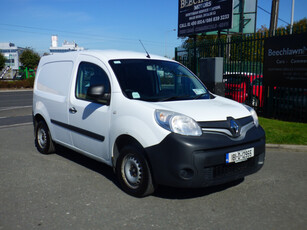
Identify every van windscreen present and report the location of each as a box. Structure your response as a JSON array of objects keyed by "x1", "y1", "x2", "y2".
[{"x1": 109, "y1": 59, "x2": 210, "y2": 102}]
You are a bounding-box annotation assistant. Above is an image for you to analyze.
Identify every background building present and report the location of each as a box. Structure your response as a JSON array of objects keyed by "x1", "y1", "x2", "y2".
[
  {"x1": 0, "y1": 43, "x2": 24, "y2": 79},
  {"x1": 49, "y1": 35, "x2": 84, "y2": 54}
]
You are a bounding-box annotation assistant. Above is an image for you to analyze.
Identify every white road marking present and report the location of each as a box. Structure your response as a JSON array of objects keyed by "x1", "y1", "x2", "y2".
[
  {"x1": 0, "y1": 122, "x2": 33, "y2": 129},
  {"x1": 0, "y1": 106, "x2": 32, "y2": 111}
]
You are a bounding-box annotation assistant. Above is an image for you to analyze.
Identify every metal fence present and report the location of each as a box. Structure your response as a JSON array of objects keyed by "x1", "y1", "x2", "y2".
[{"x1": 175, "y1": 27, "x2": 307, "y2": 123}]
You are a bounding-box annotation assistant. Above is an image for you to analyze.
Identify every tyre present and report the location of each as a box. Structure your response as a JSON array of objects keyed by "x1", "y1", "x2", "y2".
[
  {"x1": 116, "y1": 145, "x2": 155, "y2": 197},
  {"x1": 251, "y1": 96, "x2": 259, "y2": 107},
  {"x1": 35, "y1": 120, "x2": 55, "y2": 154}
]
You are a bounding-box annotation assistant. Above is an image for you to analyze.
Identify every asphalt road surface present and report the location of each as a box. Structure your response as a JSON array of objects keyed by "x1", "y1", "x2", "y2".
[
  {"x1": 0, "y1": 90, "x2": 32, "y2": 128},
  {"x1": 0, "y1": 90, "x2": 306, "y2": 230}
]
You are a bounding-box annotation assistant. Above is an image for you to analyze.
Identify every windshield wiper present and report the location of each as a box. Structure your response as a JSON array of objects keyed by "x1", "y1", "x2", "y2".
[
  {"x1": 193, "y1": 93, "x2": 208, "y2": 100},
  {"x1": 193, "y1": 92, "x2": 216, "y2": 100},
  {"x1": 159, "y1": 95, "x2": 190, "y2": 102}
]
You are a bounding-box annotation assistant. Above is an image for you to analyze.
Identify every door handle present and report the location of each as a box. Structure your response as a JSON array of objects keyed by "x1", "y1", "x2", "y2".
[{"x1": 69, "y1": 107, "x2": 77, "y2": 114}]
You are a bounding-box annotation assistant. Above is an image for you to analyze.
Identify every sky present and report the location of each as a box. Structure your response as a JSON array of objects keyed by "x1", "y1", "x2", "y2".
[{"x1": 0, "y1": 0, "x2": 306, "y2": 58}]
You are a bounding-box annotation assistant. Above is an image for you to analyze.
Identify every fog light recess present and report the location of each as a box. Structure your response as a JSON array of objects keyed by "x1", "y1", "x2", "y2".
[{"x1": 179, "y1": 168, "x2": 194, "y2": 180}]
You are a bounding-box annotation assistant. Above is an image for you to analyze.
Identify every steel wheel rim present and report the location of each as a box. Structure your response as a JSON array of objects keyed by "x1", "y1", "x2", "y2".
[
  {"x1": 38, "y1": 127, "x2": 47, "y2": 149},
  {"x1": 121, "y1": 154, "x2": 142, "y2": 189}
]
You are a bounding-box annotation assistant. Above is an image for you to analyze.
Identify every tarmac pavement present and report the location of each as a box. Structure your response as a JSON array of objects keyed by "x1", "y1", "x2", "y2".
[{"x1": 0, "y1": 124, "x2": 306, "y2": 230}]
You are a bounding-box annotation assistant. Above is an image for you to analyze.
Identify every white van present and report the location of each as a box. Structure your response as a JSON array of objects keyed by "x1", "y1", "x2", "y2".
[{"x1": 33, "y1": 50, "x2": 265, "y2": 197}]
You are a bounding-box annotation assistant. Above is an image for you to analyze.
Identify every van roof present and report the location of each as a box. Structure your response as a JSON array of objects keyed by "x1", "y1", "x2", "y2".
[{"x1": 43, "y1": 50, "x2": 172, "y2": 62}]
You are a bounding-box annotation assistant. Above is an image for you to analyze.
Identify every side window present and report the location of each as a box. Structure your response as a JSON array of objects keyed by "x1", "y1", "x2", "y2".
[{"x1": 75, "y1": 62, "x2": 111, "y2": 101}]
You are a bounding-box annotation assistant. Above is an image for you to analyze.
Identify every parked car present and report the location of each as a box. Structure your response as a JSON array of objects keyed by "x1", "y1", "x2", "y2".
[
  {"x1": 224, "y1": 73, "x2": 265, "y2": 108},
  {"x1": 247, "y1": 75, "x2": 264, "y2": 108},
  {"x1": 33, "y1": 50, "x2": 265, "y2": 197},
  {"x1": 224, "y1": 73, "x2": 250, "y2": 103}
]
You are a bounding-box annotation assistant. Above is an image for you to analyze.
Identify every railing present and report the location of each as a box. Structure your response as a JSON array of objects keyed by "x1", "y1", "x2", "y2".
[
  {"x1": 175, "y1": 27, "x2": 307, "y2": 122},
  {"x1": 0, "y1": 66, "x2": 10, "y2": 79}
]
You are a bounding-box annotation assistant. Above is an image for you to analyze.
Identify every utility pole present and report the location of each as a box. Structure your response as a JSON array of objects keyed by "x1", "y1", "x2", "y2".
[
  {"x1": 239, "y1": 0, "x2": 245, "y2": 34},
  {"x1": 269, "y1": 0, "x2": 280, "y2": 36},
  {"x1": 290, "y1": 0, "x2": 295, "y2": 34}
]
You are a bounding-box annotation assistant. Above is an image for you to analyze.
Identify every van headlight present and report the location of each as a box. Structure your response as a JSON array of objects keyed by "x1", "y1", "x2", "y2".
[
  {"x1": 155, "y1": 110, "x2": 202, "y2": 136},
  {"x1": 244, "y1": 105, "x2": 259, "y2": 127}
]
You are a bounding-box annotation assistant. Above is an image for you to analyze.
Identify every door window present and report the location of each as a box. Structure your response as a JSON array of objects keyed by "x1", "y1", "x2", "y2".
[{"x1": 75, "y1": 62, "x2": 111, "y2": 101}]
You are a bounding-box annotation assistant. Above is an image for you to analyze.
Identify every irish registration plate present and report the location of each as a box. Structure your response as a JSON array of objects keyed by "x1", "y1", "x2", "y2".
[{"x1": 226, "y1": 148, "x2": 254, "y2": 164}]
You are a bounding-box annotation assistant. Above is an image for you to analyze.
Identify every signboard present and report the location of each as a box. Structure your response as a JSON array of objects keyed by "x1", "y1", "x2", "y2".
[
  {"x1": 264, "y1": 33, "x2": 307, "y2": 88},
  {"x1": 178, "y1": 0, "x2": 233, "y2": 37},
  {"x1": 206, "y1": 0, "x2": 257, "y2": 35},
  {"x1": 229, "y1": 0, "x2": 256, "y2": 34}
]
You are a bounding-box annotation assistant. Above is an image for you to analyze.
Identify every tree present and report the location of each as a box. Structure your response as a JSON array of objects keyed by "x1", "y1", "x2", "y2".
[
  {"x1": 286, "y1": 17, "x2": 307, "y2": 33},
  {"x1": 0, "y1": 53, "x2": 6, "y2": 70},
  {"x1": 19, "y1": 48, "x2": 40, "y2": 69}
]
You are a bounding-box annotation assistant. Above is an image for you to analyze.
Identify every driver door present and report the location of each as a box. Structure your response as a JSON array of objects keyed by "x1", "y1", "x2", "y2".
[{"x1": 68, "y1": 56, "x2": 112, "y2": 162}]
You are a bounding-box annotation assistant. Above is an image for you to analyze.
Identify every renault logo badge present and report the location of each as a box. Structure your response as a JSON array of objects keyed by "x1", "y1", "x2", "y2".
[{"x1": 230, "y1": 120, "x2": 240, "y2": 137}]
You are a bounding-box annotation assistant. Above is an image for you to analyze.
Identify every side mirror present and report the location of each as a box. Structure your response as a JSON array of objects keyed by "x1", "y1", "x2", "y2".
[{"x1": 87, "y1": 85, "x2": 110, "y2": 105}]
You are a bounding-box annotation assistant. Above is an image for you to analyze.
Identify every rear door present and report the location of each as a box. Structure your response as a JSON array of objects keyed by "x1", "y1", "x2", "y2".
[{"x1": 68, "y1": 55, "x2": 112, "y2": 162}]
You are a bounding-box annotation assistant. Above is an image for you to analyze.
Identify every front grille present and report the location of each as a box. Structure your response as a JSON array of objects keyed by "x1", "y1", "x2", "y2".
[
  {"x1": 203, "y1": 156, "x2": 258, "y2": 180},
  {"x1": 198, "y1": 116, "x2": 253, "y2": 130}
]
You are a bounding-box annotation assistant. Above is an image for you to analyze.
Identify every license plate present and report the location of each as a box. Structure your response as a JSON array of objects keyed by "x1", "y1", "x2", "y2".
[{"x1": 226, "y1": 148, "x2": 254, "y2": 164}]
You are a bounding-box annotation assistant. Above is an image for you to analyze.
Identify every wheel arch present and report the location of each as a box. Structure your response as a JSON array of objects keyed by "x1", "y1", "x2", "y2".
[
  {"x1": 33, "y1": 113, "x2": 47, "y2": 134},
  {"x1": 113, "y1": 135, "x2": 140, "y2": 167},
  {"x1": 34, "y1": 113, "x2": 45, "y2": 125},
  {"x1": 112, "y1": 134, "x2": 151, "y2": 170}
]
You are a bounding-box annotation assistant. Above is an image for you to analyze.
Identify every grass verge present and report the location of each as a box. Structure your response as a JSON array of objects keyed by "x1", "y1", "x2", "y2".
[{"x1": 259, "y1": 117, "x2": 307, "y2": 145}]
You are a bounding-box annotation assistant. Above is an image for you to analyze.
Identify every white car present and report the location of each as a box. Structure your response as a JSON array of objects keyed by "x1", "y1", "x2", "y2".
[{"x1": 33, "y1": 50, "x2": 265, "y2": 197}]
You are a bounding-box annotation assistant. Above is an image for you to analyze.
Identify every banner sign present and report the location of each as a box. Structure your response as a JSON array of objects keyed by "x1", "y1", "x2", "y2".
[
  {"x1": 264, "y1": 33, "x2": 307, "y2": 88},
  {"x1": 178, "y1": 0, "x2": 233, "y2": 37}
]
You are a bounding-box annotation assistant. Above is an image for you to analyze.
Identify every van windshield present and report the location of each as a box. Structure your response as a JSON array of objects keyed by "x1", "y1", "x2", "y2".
[{"x1": 109, "y1": 59, "x2": 210, "y2": 102}]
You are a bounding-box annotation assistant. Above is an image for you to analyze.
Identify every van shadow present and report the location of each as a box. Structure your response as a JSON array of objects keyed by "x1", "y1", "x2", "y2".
[
  {"x1": 54, "y1": 145, "x2": 244, "y2": 199},
  {"x1": 82, "y1": 103, "x2": 103, "y2": 120},
  {"x1": 153, "y1": 179, "x2": 244, "y2": 199},
  {"x1": 54, "y1": 145, "x2": 118, "y2": 185}
]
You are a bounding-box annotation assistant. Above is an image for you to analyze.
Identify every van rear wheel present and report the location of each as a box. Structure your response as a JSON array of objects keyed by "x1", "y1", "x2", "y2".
[
  {"x1": 35, "y1": 120, "x2": 55, "y2": 154},
  {"x1": 116, "y1": 145, "x2": 155, "y2": 197}
]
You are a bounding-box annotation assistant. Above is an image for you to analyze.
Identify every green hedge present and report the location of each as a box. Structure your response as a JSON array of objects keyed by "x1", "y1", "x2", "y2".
[{"x1": 0, "y1": 78, "x2": 35, "y2": 89}]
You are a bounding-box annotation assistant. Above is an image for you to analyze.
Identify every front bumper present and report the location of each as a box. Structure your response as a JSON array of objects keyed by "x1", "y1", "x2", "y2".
[{"x1": 145, "y1": 125, "x2": 265, "y2": 188}]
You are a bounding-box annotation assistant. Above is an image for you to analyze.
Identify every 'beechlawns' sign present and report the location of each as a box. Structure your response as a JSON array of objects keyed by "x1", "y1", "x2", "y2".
[{"x1": 264, "y1": 33, "x2": 307, "y2": 88}]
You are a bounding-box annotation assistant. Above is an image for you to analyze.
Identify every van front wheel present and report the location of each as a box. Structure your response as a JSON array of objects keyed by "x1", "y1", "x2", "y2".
[
  {"x1": 116, "y1": 145, "x2": 155, "y2": 197},
  {"x1": 35, "y1": 120, "x2": 55, "y2": 154}
]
